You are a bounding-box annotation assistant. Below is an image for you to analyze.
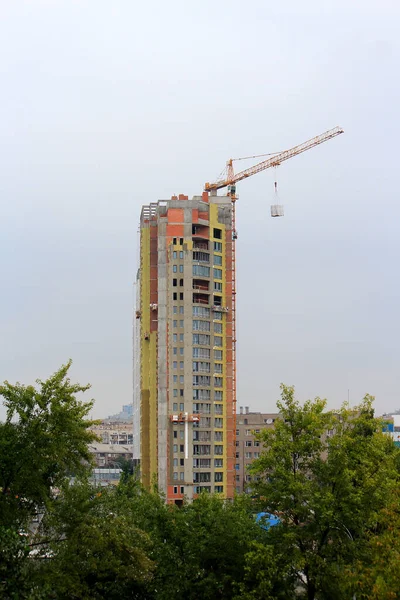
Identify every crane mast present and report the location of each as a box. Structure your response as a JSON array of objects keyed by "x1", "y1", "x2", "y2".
[{"x1": 204, "y1": 126, "x2": 344, "y2": 482}]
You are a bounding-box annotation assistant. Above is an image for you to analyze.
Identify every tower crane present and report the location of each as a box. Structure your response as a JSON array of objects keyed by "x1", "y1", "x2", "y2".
[
  {"x1": 205, "y1": 126, "x2": 344, "y2": 198},
  {"x1": 204, "y1": 126, "x2": 344, "y2": 435}
]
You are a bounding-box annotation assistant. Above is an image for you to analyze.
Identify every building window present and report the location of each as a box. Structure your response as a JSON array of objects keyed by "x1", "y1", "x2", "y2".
[
  {"x1": 179, "y1": 334, "x2": 184, "y2": 342},
  {"x1": 179, "y1": 265, "x2": 184, "y2": 273},
  {"x1": 215, "y1": 391, "x2": 223, "y2": 400},
  {"x1": 193, "y1": 251, "x2": 209, "y2": 263},
  {"x1": 180, "y1": 430, "x2": 184, "y2": 440},
  {"x1": 214, "y1": 349, "x2": 223, "y2": 360},
  {"x1": 193, "y1": 334, "x2": 211, "y2": 345},
  {"x1": 214, "y1": 255, "x2": 222, "y2": 266},
  {"x1": 193, "y1": 320, "x2": 211, "y2": 331},
  {"x1": 214, "y1": 404, "x2": 223, "y2": 415},
  {"x1": 180, "y1": 348, "x2": 184, "y2": 355},
  {"x1": 193, "y1": 265, "x2": 210, "y2": 277},
  {"x1": 179, "y1": 403, "x2": 184, "y2": 411},
  {"x1": 173, "y1": 265, "x2": 177, "y2": 273},
  {"x1": 180, "y1": 293, "x2": 184, "y2": 300},
  {"x1": 173, "y1": 472, "x2": 178, "y2": 480},
  {"x1": 173, "y1": 306, "x2": 178, "y2": 314},
  {"x1": 214, "y1": 363, "x2": 223, "y2": 373},
  {"x1": 254, "y1": 440, "x2": 260, "y2": 447},
  {"x1": 180, "y1": 459, "x2": 184, "y2": 466},
  {"x1": 193, "y1": 348, "x2": 211, "y2": 359},
  {"x1": 213, "y1": 268, "x2": 222, "y2": 279},
  {"x1": 173, "y1": 444, "x2": 178, "y2": 452},
  {"x1": 180, "y1": 389, "x2": 184, "y2": 397},
  {"x1": 214, "y1": 322, "x2": 223, "y2": 334},
  {"x1": 174, "y1": 486, "x2": 178, "y2": 493},
  {"x1": 214, "y1": 336, "x2": 223, "y2": 347},
  {"x1": 193, "y1": 306, "x2": 210, "y2": 318},
  {"x1": 193, "y1": 375, "x2": 211, "y2": 386},
  {"x1": 235, "y1": 440, "x2": 239, "y2": 447},
  {"x1": 214, "y1": 282, "x2": 222, "y2": 292},
  {"x1": 215, "y1": 472, "x2": 223, "y2": 482},
  {"x1": 214, "y1": 459, "x2": 223, "y2": 467},
  {"x1": 179, "y1": 251, "x2": 184, "y2": 259},
  {"x1": 180, "y1": 375, "x2": 184, "y2": 384},
  {"x1": 180, "y1": 238, "x2": 183, "y2": 245},
  {"x1": 173, "y1": 361, "x2": 177, "y2": 369},
  {"x1": 214, "y1": 431, "x2": 223, "y2": 441},
  {"x1": 173, "y1": 334, "x2": 177, "y2": 342},
  {"x1": 173, "y1": 320, "x2": 177, "y2": 327},
  {"x1": 180, "y1": 361, "x2": 184, "y2": 369},
  {"x1": 180, "y1": 445, "x2": 184, "y2": 452},
  {"x1": 245, "y1": 440, "x2": 252, "y2": 447},
  {"x1": 213, "y1": 228, "x2": 222, "y2": 239},
  {"x1": 173, "y1": 251, "x2": 177, "y2": 259},
  {"x1": 245, "y1": 430, "x2": 251, "y2": 435},
  {"x1": 173, "y1": 458, "x2": 178, "y2": 466},
  {"x1": 179, "y1": 319, "x2": 184, "y2": 327},
  {"x1": 193, "y1": 389, "x2": 211, "y2": 401},
  {"x1": 173, "y1": 278, "x2": 177, "y2": 287},
  {"x1": 214, "y1": 445, "x2": 223, "y2": 455},
  {"x1": 180, "y1": 472, "x2": 184, "y2": 481},
  {"x1": 173, "y1": 348, "x2": 177, "y2": 355},
  {"x1": 214, "y1": 418, "x2": 223, "y2": 428},
  {"x1": 173, "y1": 403, "x2": 178, "y2": 411},
  {"x1": 173, "y1": 389, "x2": 178, "y2": 397},
  {"x1": 180, "y1": 486, "x2": 184, "y2": 493},
  {"x1": 253, "y1": 452, "x2": 260, "y2": 458},
  {"x1": 174, "y1": 431, "x2": 178, "y2": 438},
  {"x1": 179, "y1": 278, "x2": 184, "y2": 286},
  {"x1": 214, "y1": 377, "x2": 223, "y2": 387},
  {"x1": 245, "y1": 452, "x2": 252, "y2": 459},
  {"x1": 193, "y1": 361, "x2": 211, "y2": 373},
  {"x1": 173, "y1": 375, "x2": 177, "y2": 383},
  {"x1": 179, "y1": 306, "x2": 184, "y2": 314},
  {"x1": 173, "y1": 238, "x2": 177, "y2": 244},
  {"x1": 173, "y1": 292, "x2": 177, "y2": 300},
  {"x1": 214, "y1": 241, "x2": 222, "y2": 252}
]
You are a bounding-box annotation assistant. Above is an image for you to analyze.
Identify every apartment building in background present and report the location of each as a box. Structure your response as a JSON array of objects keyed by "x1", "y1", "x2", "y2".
[
  {"x1": 235, "y1": 407, "x2": 279, "y2": 494},
  {"x1": 133, "y1": 192, "x2": 236, "y2": 503},
  {"x1": 89, "y1": 421, "x2": 133, "y2": 446}
]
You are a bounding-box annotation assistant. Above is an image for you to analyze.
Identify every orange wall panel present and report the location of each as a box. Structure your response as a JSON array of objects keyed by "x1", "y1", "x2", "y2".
[{"x1": 167, "y1": 208, "x2": 184, "y2": 223}]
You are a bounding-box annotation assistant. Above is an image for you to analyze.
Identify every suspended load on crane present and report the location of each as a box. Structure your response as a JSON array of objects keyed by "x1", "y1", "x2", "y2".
[{"x1": 271, "y1": 205, "x2": 284, "y2": 217}]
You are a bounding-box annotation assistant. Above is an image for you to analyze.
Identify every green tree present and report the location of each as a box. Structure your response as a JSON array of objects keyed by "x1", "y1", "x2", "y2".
[
  {"x1": 348, "y1": 488, "x2": 400, "y2": 599},
  {"x1": 36, "y1": 478, "x2": 154, "y2": 599},
  {"x1": 0, "y1": 360, "x2": 97, "y2": 528},
  {"x1": 248, "y1": 385, "x2": 399, "y2": 600},
  {"x1": 233, "y1": 540, "x2": 293, "y2": 600},
  {"x1": 144, "y1": 492, "x2": 267, "y2": 600}
]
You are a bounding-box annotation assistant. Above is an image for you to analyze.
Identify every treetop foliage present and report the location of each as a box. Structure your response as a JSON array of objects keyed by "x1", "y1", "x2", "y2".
[{"x1": 1, "y1": 371, "x2": 400, "y2": 599}]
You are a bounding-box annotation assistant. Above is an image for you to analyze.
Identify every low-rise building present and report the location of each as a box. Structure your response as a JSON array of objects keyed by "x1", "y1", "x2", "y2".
[
  {"x1": 235, "y1": 406, "x2": 279, "y2": 494},
  {"x1": 89, "y1": 421, "x2": 133, "y2": 445},
  {"x1": 88, "y1": 443, "x2": 133, "y2": 468},
  {"x1": 382, "y1": 414, "x2": 400, "y2": 447}
]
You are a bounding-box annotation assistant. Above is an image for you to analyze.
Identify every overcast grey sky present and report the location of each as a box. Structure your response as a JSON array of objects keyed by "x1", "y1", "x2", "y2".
[{"x1": 1, "y1": 0, "x2": 399, "y2": 418}]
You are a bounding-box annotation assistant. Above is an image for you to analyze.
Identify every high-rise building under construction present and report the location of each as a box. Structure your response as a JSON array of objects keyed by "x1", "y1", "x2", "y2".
[{"x1": 133, "y1": 191, "x2": 235, "y2": 503}]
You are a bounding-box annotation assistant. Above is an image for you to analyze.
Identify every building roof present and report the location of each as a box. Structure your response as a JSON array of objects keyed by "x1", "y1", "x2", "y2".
[{"x1": 88, "y1": 443, "x2": 133, "y2": 454}]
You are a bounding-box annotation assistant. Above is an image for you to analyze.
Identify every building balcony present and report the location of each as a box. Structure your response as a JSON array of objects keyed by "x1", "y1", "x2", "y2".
[
  {"x1": 193, "y1": 279, "x2": 209, "y2": 292},
  {"x1": 193, "y1": 293, "x2": 210, "y2": 305},
  {"x1": 193, "y1": 240, "x2": 209, "y2": 251}
]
